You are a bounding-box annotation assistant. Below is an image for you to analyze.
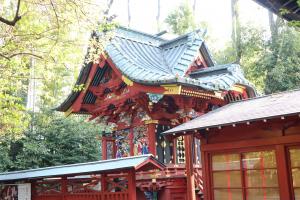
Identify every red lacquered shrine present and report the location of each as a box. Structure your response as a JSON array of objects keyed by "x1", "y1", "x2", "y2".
[
  {"x1": 55, "y1": 27, "x2": 256, "y2": 199},
  {"x1": 164, "y1": 89, "x2": 300, "y2": 200}
]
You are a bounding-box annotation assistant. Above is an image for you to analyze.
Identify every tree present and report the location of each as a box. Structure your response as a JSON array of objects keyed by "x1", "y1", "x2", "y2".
[
  {"x1": 165, "y1": 3, "x2": 196, "y2": 35},
  {"x1": 0, "y1": 0, "x2": 21, "y2": 26},
  {"x1": 0, "y1": 0, "x2": 115, "y2": 138},
  {"x1": 263, "y1": 23, "x2": 300, "y2": 93},
  {"x1": 214, "y1": 21, "x2": 300, "y2": 94},
  {"x1": 0, "y1": 111, "x2": 103, "y2": 171}
]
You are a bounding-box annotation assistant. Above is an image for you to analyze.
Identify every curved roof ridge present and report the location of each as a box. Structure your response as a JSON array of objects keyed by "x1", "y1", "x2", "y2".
[
  {"x1": 114, "y1": 26, "x2": 165, "y2": 46},
  {"x1": 117, "y1": 26, "x2": 166, "y2": 41}
]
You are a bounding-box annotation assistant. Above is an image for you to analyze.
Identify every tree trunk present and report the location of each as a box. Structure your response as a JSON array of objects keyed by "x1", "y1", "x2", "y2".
[
  {"x1": 268, "y1": 11, "x2": 281, "y2": 66},
  {"x1": 231, "y1": 0, "x2": 241, "y2": 64},
  {"x1": 193, "y1": 0, "x2": 197, "y2": 14},
  {"x1": 156, "y1": 0, "x2": 161, "y2": 32},
  {"x1": 127, "y1": 0, "x2": 131, "y2": 27},
  {"x1": 268, "y1": 11, "x2": 280, "y2": 46}
]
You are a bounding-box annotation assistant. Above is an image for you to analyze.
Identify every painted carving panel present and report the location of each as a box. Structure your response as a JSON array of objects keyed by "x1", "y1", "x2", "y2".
[
  {"x1": 133, "y1": 125, "x2": 149, "y2": 156},
  {"x1": 115, "y1": 129, "x2": 130, "y2": 158}
]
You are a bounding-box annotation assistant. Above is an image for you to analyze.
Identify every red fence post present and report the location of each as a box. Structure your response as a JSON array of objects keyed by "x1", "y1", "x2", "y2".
[{"x1": 127, "y1": 169, "x2": 137, "y2": 200}]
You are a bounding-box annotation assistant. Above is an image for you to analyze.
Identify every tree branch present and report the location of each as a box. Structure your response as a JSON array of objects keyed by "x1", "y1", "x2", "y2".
[
  {"x1": 0, "y1": 0, "x2": 22, "y2": 26},
  {"x1": 0, "y1": 52, "x2": 43, "y2": 60}
]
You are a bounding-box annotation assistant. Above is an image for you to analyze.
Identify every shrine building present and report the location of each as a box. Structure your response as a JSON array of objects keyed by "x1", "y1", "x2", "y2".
[
  {"x1": 164, "y1": 89, "x2": 300, "y2": 200},
  {"x1": 0, "y1": 26, "x2": 256, "y2": 200},
  {"x1": 55, "y1": 26, "x2": 256, "y2": 199}
]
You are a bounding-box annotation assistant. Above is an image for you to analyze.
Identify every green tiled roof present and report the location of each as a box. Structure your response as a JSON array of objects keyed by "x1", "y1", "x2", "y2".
[
  {"x1": 56, "y1": 27, "x2": 256, "y2": 112},
  {"x1": 0, "y1": 155, "x2": 164, "y2": 182}
]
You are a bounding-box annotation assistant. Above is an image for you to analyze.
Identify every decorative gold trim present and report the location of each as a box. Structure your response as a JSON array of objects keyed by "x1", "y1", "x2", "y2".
[
  {"x1": 214, "y1": 91, "x2": 223, "y2": 99},
  {"x1": 122, "y1": 75, "x2": 134, "y2": 86},
  {"x1": 181, "y1": 88, "x2": 223, "y2": 99},
  {"x1": 102, "y1": 52, "x2": 108, "y2": 59},
  {"x1": 144, "y1": 120, "x2": 159, "y2": 124},
  {"x1": 231, "y1": 84, "x2": 246, "y2": 93},
  {"x1": 162, "y1": 84, "x2": 182, "y2": 94},
  {"x1": 83, "y1": 78, "x2": 92, "y2": 93},
  {"x1": 64, "y1": 107, "x2": 73, "y2": 117}
]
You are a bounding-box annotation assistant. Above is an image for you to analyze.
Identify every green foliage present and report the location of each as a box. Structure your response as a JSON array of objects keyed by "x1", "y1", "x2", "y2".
[
  {"x1": 165, "y1": 3, "x2": 196, "y2": 35},
  {"x1": 0, "y1": 111, "x2": 102, "y2": 171},
  {"x1": 72, "y1": 84, "x2": 86, "y2": 92},
  {"x1": 263, "y1": 25, "x2": 300, "y2": 93},
  {"x1": 0, "y1": 57, "x2": 30, "y2": 138},
  {"x1": 0, "y1": 0, "x2": 115, "y2": 171},
  {"x1": 214, "y1": 22, "x2": 300, "y2": 94},
  {"x1": 0, "y1": 0, "x2": 114, "y2": 138}
]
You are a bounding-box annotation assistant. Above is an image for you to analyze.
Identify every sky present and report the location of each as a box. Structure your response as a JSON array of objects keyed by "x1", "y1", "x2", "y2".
[{"x1": 109, "y1": 0, "x2": 270, "y2": 49}]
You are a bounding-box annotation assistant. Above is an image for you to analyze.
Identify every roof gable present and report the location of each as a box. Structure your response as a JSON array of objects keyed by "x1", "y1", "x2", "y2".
[{"x1": 105, "y1": 27, "x2": 213, "y2": 83}]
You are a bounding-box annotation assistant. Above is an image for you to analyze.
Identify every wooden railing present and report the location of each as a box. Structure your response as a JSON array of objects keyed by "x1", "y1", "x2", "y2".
[{"x1": 136, "y1": 164, "x2": 204, "y2": 195}]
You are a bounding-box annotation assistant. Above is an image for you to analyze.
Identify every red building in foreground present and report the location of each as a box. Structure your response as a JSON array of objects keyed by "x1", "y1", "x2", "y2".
[
  {"x1": 164, "y1": 89, "x2": 300, "y2": 200},
  {"x1": 0, "y1": 27, "x2": 256, "y2": 200}
]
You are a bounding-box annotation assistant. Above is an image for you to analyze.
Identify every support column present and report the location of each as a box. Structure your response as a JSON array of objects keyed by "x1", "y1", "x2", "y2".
[
  {"x1": 184, "y1": 134, "x2": 196, "y2": 200},
  {"x1": 61, "y1": 176, "x2": 67, "y2": 200},
  {"x1": 101, "y1": 174, "x2": 107, "y2": 192},
  {"x1": 102, "y1": 137, "x2": 107, "y2": 160},
  {"x1": 128, "y1": 169, "x2": 137, "y2": 200},
  {"x1": 145, "y1": 120, "x2": 158, "y2": 157},
  {"x1": 275, "y1": 145, "x2": 292, "y2": 200}
]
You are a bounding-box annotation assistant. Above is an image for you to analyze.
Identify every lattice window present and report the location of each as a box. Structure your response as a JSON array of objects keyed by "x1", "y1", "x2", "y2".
[
  {"x1": 176, "y1": 136, "x2": 185, "y2": 164},
  {"x1": 212, "y1": 151, "x2": 279, "y2": 200},
  {"x1": 35, "y1": 180, "x2": 61, "y2": 195},
  {"x1": 106, "y1": 175, "x2": 128, "y2": 192},
  {"x1": 289, "y1": 148, "x2": 300, "y2": 200},
  {"x1": 67, "y1": 177, "x2": 101, "y2": 193}
]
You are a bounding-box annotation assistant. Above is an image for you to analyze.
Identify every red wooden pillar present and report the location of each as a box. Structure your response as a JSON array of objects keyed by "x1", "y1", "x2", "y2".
[
  {"x1": 173, "y1": 138, "x2": 177, "y2": 164},
  {"x1": 146, "y1": 120, "x2": 158, "y2": 156},
  {"x1": 61, "y1": 176, "x2": 67, "y2": 200},
  {"x1": 185, "y1": 134, "x2": 196, "y2": 200},
  {"x1": 275, "y1": 145, "x2": 292, "y2": 200},
  {"x1": 102, "y1": 137, "x2": 107, "y2": 160},
  {"x1": 30, "y1": 180, "x2": 36, "y2": 199},
  {"x1": 127, "y1": 169, "x2": 137, "y2": 200},
  {"x1": 202, "y1": 150, "x2": 211, "y2": 200},
  {"x1": 101, "y1": 174, "x2": 107, "y2": 192}
]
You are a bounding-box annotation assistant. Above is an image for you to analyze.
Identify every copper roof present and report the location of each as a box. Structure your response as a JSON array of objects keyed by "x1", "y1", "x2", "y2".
[
  {"x1": 56, "y1": 27, "x2": 256, "y2": 112},
  {"x1": 163, "y1": 89, "x2": 300, "y2": 136},
  {"x1": 0, "y1": 155, "x2": 164, "y2": 182}
]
